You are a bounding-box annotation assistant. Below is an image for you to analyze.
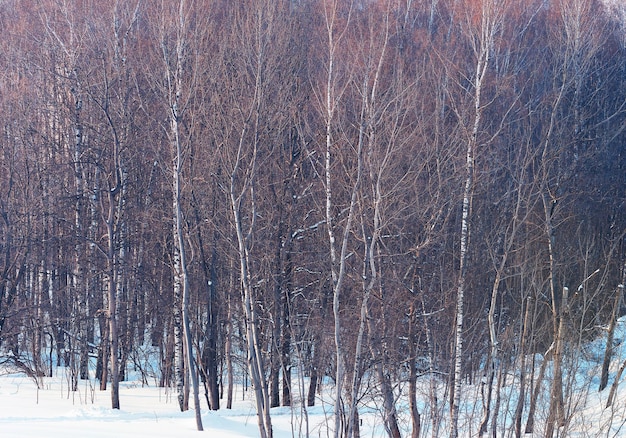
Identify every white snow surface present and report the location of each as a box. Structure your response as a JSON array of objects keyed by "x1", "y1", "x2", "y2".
[
  {"x1": 0, "y1": 367, "x2": 359, "y2": 438},
  {"x1": 0, "y1": 371, "x2": 259, "y2": 437},
  {"x1": 4, "y1": 317, "x2": 626, "y2": 437}
]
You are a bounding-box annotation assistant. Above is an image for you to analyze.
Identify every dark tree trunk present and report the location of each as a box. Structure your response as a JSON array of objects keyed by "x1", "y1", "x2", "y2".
[{"x1": 193, "y1": 195, "x2": 220, "y2": 411}]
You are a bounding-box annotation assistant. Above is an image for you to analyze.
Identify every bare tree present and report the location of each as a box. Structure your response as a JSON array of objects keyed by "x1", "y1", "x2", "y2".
[
  {"x1": 213, "y1": 1, "x2": 302, "y2": 436},
  {"x1": 147, "y1": 0, "x2": 206, "y2": 429},
  {"x1": 444, "y1": 0, "x2": 506, "y2": 435},
  {"x1": 314, "y1": 2, "x2": 359, "y2": 436}
]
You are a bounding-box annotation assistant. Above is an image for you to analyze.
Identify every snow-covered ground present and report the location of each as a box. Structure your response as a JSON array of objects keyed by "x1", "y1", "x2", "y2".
[
  {"x1": 0, "y1": 370, "x2": 252, "y2": 437},
  {"x1": 3, "y1": 318, "x2": 626, "y2": 437},
  {"x1": 0, "y1": 368, "x2": 343, "y2": 438},
  {"x1": 0, "y1": 366, "x2": 387, "y2": 438}
]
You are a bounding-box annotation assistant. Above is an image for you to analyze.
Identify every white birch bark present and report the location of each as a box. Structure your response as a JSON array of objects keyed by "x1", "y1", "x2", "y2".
[
  {"x1": 104, "y1": 182, "x2": 121, "y2": 410},
  {"x1": 320, "y1": 4, "x2": 355, "y2": 436},
  {"x1": 70, "y1": 70, "x2": 89, "y2": 386},
  {"x1": 98, "y1": 68, "x2": 123, "y2": 411},
  {"x1": 324, "y1": 19, "x2": 345, "y2": 438},
  {"x1": 162, "y1": 0, "x2": 203, "y2": 429},
  {"x1": 450, "y1": 2, "x2": 497, "y2": 435}
]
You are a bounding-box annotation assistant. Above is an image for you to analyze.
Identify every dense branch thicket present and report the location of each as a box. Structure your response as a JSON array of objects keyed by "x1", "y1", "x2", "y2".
[{"x1": 0, "y1": 0, "x2": 625, "y2": 436}]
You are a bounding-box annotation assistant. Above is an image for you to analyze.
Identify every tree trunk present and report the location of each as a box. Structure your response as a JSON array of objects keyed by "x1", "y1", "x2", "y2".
[
  {"x1": 544, "y1": 191, "x2": 566, "y2": 438},
  {"x1": 232, "y1": 211, "x2": 273, "y2": 438},
  {"x1": 321, "y1": 6, "x2": 353, "y2": 435},
  {"x1": 490, "y1": 361, "x2": 504, "y2": 438},
  {"x1": 281, "y1": 298, "x2": 292, "y2": 407},
  {"x1": 546, "y1": 287, "x2": 569, "y2": 437},
  {"x1": 270, "y1": 344, "x2": 280, "y2": 408},
  {"x1": 225, "y1": 286, "x2": 234, "y2": 410},
  {"x1": 408, "y1": 304, "x2": 421, "y2": 438},
  {"x1": 307, "y1": 355, "x2": 319, "y2": 407},
  {"x1": 377, "y1": 362, "x2": 401, "y2": 438},
  {"x1": 449, "y1": 1, "x2": 504, "y2": 434},
  {"x1": 229, "y1": 126, "x2": 273, "y2": 437},
  {"x1": 600, "y1": 279, "x2": 625, "y2": 391},
  {"x1": 172, "y1": 152, "x2": 186, "y2": 414},
  {"x1": 104, "y1": 180, "x2": 121, "y2": 409},
  {"x1": 164, "y1": 2, "x2": 203, "y2": 430},
  {"x1": 107, "y1": 237, "x2": 120, "y2": 409},
  {"x1": 98, "y1": 315, "x2": 109, "y2": 391},
  {"x1": 451, "y1": 24, "x2": 485, "y2": 438},
  {"x1": 172, "y1": 66, "x2": 203, "y2": 435},
  {"x1": 450, "y1": 105, "x2": 473, "y2": 438},
  {"x1": 193, "y1": 196, "x2": 220, "y2": 411},
  {"x1": 525, "y1": 345, "x2": 549, "y2": 434},
  {"x1": 270, "y1": 227, "x2": 283, "y2": 409},
  {"x1": 481, "y1": 226, "x2": 519, "y2": 436},
  {"x1": 606, "y1": 356, "x2": 626, "y2": 409},
  {"x1": 514, "y1": 296, "x2": 532, "y2": 438}
]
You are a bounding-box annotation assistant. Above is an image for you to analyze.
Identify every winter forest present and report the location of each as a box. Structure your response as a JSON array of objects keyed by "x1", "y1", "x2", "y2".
[{"x1": 0, "y1": 0, "x2": 625, "y2": 437}]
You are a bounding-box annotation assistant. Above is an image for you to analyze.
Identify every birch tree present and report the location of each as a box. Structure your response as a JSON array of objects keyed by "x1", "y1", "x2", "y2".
[
  {"x1": 86, "y1": 0, "x2": 143, "y2": 410},
  {"x1": 346, "y1": 4, "x2": 413, "y2": 437},
  {"x1": 212, "y1": 1, "x2": 300, "y2": 436},
  {"x1": 315, "y1": 2, "x2": 359, "y2": 436},
  {"x1": 36, "y1": 0, "x2": 93, "y2": 391},
  {"x1": 149, "y1": 0, "x2": 205, "y2": 429},
  {"x1": 446, "y1": 1, "x2": 504, "y2": 435},
  {"x1": 532, "y1": 1, "x2": 606, "y2": 433}
]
